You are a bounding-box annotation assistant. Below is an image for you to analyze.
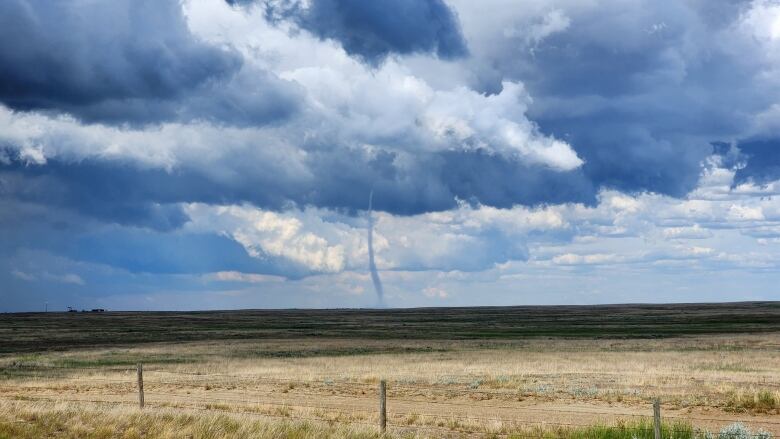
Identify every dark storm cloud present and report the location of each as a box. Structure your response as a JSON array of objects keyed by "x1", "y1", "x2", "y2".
[
  {"x1": 466, "y1": 0, "x2": 767, "y2": 199},
  {"x1": 4, "y1": 0, "x2": 780, "y2": 310},
  {"x1": 732, "y1": 139, "x2": 780, "y2": 187},
  {"x1": 1, "y1": 158, "x2": 191, "y2": 232},
  {"x1": 72, "y1": 228, "x2": 309, "y2": 277},
  {"x1": 0, "y1": 143, "x2": 592, "y2": 230},
  {"x1": 3, "y1": 0, "x2": 760, "y2": 221},
  {"x1": 266, "y1": 145, "x2": 594, "y2": 214},
  {"x1": 254, "y1": 0, "x2": 468, "y2": 65},
  {"x1": 438, "y1": 150, "x2": 595, "y2": 208},
  {"x1": 307, "y1": 148, "x2": 593, "y2": 214},
  {"x1": 535, "y1": 113, "x2": 711, "y2": 198},
  {"x1": 0, "y1": 0, "x2": 300, "y2": 125},
  {"x1": 3, "y1": 148, "x2": 567, "y2": 282}
]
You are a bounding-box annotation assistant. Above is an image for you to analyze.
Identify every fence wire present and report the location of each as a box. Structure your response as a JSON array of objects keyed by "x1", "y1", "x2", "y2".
[
  {"x1": 1, "y1": 365, "x2": 778, "y2": 438},
  {"x1": 2, "y1": 394, "x2": 776, "y2": 439}
]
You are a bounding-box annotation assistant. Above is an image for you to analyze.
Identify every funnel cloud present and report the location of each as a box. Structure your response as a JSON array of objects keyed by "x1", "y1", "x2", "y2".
[{"x1": 367, "y1": 190, "x2": 384, "y2": 307}]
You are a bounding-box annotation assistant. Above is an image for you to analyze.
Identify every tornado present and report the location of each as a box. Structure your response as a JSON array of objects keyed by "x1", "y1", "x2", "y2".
[{"x1": 368, "y1": 190, "x2": 384, "y2": 307}]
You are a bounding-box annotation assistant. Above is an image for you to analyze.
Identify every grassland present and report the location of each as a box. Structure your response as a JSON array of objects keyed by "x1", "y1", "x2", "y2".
[
  {"x1": 0, "y1": 400, "x2": 716, "y2": 439},
  {"x1": 0, "y1": 400, "x2": 715, "y2": 439},
  {"x1": 0, "y1": 302, "x2": 779, "y2": 438},
  {"x1": 1, "y1": 301, "x2": 779, "y2": 354}
]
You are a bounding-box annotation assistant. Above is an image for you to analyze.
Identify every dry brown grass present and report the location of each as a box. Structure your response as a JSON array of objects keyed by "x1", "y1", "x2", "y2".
[
  {"x1": 0, "y1": 400, "x2": 387, "y2": 439},
  {"x1": 0, "y1": 400, "x2": 715, "y2": 439},
  {"x1": 1, "y1": 334, "x2": 779, "y2": 437}
]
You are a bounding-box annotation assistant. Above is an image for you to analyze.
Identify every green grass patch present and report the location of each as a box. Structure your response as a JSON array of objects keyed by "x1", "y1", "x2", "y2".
[
  {"x1": 725, "y1": 390, "x2": 780, "y2": 413},
  {"x1": 507, "y1": 420, "x2": 698, "y2": 439},
  {"x1": 50, "y1": 354, "x2": 195, "y2": 369}
]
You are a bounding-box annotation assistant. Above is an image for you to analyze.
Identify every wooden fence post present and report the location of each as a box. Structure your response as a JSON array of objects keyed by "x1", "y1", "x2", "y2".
[
  {"x1": 137, "y1": 363, "x2": 145, "y2": 409},
  {"x1": 653, "y1": 398, "x2": 661, "y2": 439},
  {"x1": 379, "y1": 379, "x2": 387, "y2": 434}
]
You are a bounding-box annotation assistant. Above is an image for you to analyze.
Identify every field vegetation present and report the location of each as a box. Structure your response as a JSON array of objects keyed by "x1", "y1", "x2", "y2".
[
  {"x1": 0, "y1": 302, "x2": 778, "y2": 438},
  {"x1": 0, "y1": 400, "x2": 725, "y2": 439}
]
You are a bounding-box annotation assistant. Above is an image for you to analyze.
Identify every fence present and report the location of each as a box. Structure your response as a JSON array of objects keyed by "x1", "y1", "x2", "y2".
[{"x1": 2, "y1": 363, "x2": 779, "y2": 438}]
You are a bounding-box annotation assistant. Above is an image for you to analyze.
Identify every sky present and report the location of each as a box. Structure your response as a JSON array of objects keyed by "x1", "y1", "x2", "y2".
[{"x1": 2, "y1": 0, "x2": 780, "y2": 311}]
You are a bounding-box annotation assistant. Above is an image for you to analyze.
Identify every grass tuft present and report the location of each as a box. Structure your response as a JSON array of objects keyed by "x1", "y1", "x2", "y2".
[{"x1": 725, "y1": 390, "x2": 780, "y2": 413}]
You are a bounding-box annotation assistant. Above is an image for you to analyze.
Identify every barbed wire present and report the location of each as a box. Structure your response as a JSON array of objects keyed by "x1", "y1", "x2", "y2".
[
  {"x1": 2, "y1": 377, "x2": 777, "y2": 426},
  {"x1": 144, "y1": 391, "x2": 378, "y2": 414},
  {"x1": 5, "y1": 366, "x2": 778, "y2": 396},
  {"x1": 126, "y1": 370, "x2": 780, "y2": 401},
  {"x1": 1, "y1": 395, "x2": 775, "y2": 438},
  {"x1": 138, "y1": 380, "x2": 780, "y2": 426},
  {"x1": 1, "y1": 395, "x2": 381, "y2": 430},
  {"x1": 2, "y1": 396, "x2": 774, "y2": 439},
  {"x1": 2, "y1": 369, "x2": 779, "y2": 436}
]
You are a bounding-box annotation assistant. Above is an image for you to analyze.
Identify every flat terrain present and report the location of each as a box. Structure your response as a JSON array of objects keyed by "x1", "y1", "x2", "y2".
[
  {"x1": 1, "y1": 302, "x2": 779, "y2": 438},
  {"x1": 1, "y1": 301, "x2": 779, "y2": 353}
]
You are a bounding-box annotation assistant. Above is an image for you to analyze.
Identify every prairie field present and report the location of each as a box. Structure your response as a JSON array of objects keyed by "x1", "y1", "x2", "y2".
[{"x1": 0, "y1": 302, "x2": 779, "y2": 438}]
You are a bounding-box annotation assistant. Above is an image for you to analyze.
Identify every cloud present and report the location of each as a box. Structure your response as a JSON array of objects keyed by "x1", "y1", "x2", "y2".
[
  {"x1": 727, "y1": 204, "x2": 765, "y2": 221},
  {"x1": 445, "y1": 0, "x2": 780, "y2": 200},
  {"x1": 11, "y1": 269, "x2": 35, "y2": 281},
  {"x1": 70, "y1": 227, "x2": 310, "y2": 277},
  {"x1": 184, "y1": 201, "x2": 533, "y2": 274},
  {"x1": 11, "y1": 269, "x2": 85, "y2": 285},
  {"x1": 5, "y1": 0, "x2": 780, "y2": 309},
  {"x1": 423, "y1": 286, "x2": 449, "y2": 299},
  {"x1": 552, "y1": 253, "x2": 624, "y2": 266},
  {"x1": 0, "y1": 69, "x2": 586, "y2": 222},
  {"x1": 46, "y1": 272, "x2": 85, "y2": 285},
  {"x1": 204, "y1": 271, "x2": 285, "y2": 283},
  {"x1": 3, "y1": 0, "x2": 777, "y2": 220},
  {"x1": 423, "y1": 82, "x2": 582, "y2": 170},
  {"x1": 662, "y1": 225, "x2": 713, "y2": 240},
  {"x1": 732, "y1": 139, "x2": 780, "y2": 186},
  {"x1": 211, "y1": 206, "x2": 348, "y2": 273},
  {"x1": 0, "y1": 156, "x2": 192, "y2": 232},
  {"x1": 5, "y1": 157, "x2": 780, "y2": 309},
  {"x1": 256, "y1": 0, "x2": 468, "y2": 65},
  {"x1": 0, "y1": 0, "x2": 300, "y2": 125}
]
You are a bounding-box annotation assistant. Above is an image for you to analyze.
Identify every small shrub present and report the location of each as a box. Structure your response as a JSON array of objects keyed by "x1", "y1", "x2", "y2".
[
  {"x1": 469, "y1": 379, "x2": 483, "y2": 389},
  {"x1": 719, "y1": 423, "x2": 752, "y2": 439},
  {"x1": 436, "y1": 376, "x2": 458, "y2": 385},
  {"x1": 718, "y1": 423, "x2": 773, "y2": 439},
  {"x1": 570, "y1": 386, "x2": 599, "y2": 398}
]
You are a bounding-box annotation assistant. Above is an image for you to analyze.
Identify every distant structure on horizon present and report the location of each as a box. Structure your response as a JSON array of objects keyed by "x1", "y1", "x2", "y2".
[{"x1": 66, "y1": 307, "x2": 106, "y2": 313}]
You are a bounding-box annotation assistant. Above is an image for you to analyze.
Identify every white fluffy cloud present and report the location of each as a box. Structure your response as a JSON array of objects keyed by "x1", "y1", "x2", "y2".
[
  {"x1": 177, "y1": 155, "x2": 780, "y2": 280},
  {"x1": 184, "y1": 200, "x2": 536, "y2": 274},
  {"x1": 0, "y1": 0, "x2": 583, "y2": 174}
]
